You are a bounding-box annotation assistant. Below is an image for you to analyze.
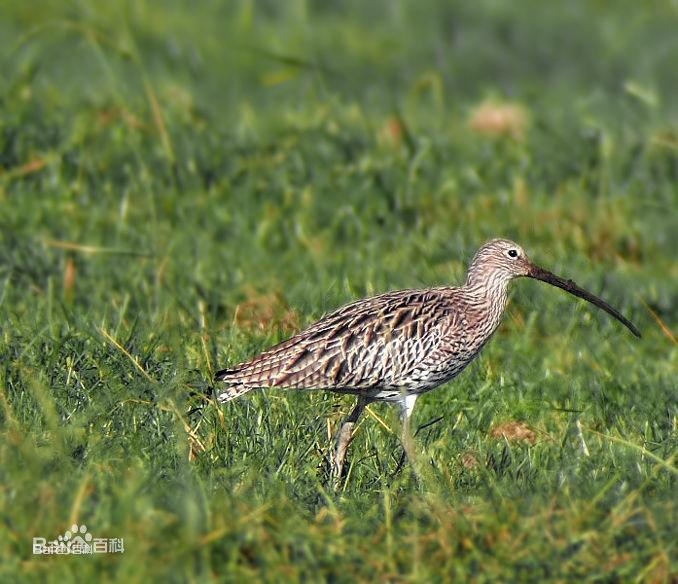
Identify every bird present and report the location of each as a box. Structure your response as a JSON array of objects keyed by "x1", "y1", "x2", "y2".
[{"x1": 215, "y1": 239, "x2": 640, "y2": 480}]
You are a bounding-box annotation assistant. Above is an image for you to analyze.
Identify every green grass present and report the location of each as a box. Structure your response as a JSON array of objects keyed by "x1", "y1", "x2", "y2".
[{"x1": 1, "y1": 0, "x2": 677, "y2": 581}]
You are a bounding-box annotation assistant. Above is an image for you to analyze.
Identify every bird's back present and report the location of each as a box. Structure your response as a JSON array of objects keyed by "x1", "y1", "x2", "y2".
[{"x1": 216, "y1": 287, "x2": 477, "y2": 402}]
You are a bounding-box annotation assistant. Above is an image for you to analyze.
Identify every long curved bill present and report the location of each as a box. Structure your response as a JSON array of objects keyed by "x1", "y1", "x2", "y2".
[{"x1": 528, "y1": 265, "x2": 641, "y2": 338}]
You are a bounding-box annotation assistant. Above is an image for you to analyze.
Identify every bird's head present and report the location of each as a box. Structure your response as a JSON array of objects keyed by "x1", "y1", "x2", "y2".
[
  {"x1": 466, "y1": 239, "x2": 532, "y2": 285},
  {"x1": 466, "y1": 238, "x2": 641, "y2": 338}
]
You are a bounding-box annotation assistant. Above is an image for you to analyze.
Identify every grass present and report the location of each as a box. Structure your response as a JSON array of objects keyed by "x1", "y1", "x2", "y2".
[{"x1": 1, "y1": 0, "x2": 676, "y2": 581}]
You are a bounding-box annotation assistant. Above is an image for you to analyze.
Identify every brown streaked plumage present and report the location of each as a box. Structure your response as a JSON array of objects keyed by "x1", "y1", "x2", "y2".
[{"x1": 215, "y1": 239, "x2": 640, "y2": 479}]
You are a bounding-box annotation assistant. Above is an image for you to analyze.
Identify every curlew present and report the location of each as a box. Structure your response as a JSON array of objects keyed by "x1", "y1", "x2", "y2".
[{"x1": 216, "y1": 239, "x2": 640, "y2": 479}]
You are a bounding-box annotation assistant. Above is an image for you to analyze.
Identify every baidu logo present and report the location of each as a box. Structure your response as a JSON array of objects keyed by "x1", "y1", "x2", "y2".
[{"x1": 33, "y1": 524, "x2": 124, "y2": 555}]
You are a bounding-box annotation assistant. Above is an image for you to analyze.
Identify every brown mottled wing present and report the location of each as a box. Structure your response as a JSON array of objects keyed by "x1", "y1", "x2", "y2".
[{"x1": 216, "y1": 288, "x2": 462, "y2": 399}]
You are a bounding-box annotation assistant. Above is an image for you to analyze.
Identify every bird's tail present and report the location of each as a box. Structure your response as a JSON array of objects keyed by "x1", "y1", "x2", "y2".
[{"x1": 214, "y1": 368, "x2": 255, "y2": 403}]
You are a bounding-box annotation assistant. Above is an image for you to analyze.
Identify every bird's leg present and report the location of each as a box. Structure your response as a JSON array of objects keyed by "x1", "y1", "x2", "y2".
[
  {"x1": 394, "y1": 392, "x2": 435, "y2": 487},
  {"x1": 332, "y1": 396, "x2": 367, "y2": 486},
  {"x1": 399, "y1": 393, "x2": 419, "y2": 467}
]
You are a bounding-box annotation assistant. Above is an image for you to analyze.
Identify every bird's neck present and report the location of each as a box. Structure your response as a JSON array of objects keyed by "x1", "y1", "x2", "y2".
[
  {"x1": 465, "y1": 272, "x2": 511, "y2": 305},
  {"x1": 464, "y1": 276, "x2": 511, "y2": 331}
]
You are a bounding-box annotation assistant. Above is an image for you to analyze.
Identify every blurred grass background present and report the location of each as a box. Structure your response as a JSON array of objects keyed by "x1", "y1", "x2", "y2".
[{"x1": 0, "y1": 0, "x2": 676, "y2": 581}]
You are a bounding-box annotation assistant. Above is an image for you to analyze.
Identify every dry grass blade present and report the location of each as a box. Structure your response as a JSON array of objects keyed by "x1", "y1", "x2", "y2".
[
  {"x1": 583, "y1": 426, "x2": 678, "y2": 476},
  {"x1": 43, "y1": 239, "x2": 151, "y2": 256},
  {"x1": 639, "y1": 297, "x2": 677, "y2": 346},
  {"x1": 99, "y1": 327, "x2": 155, "y2": 383}
]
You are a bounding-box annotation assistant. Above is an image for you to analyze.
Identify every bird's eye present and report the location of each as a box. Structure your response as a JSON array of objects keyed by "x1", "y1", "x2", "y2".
[{"x1": 507, "y1": 249, "x2": 519, "y2": 258}]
